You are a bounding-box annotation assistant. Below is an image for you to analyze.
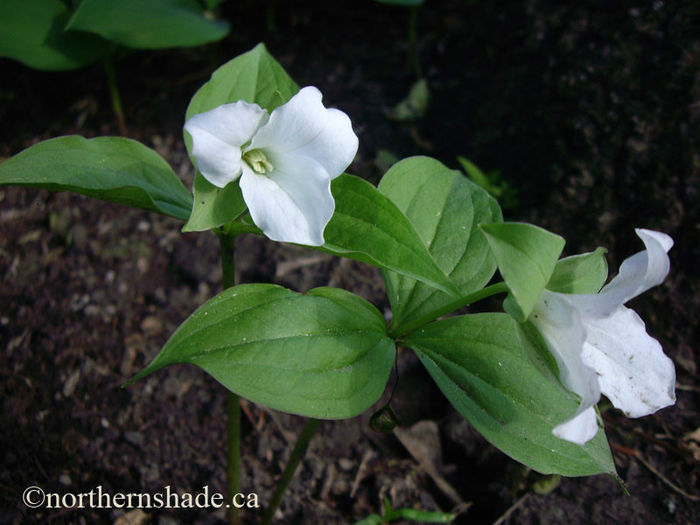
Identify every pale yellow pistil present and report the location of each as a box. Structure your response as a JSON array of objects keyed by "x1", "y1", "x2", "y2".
[{"x1": 243, "y1": 149, "x2": 274, "y2": 174}]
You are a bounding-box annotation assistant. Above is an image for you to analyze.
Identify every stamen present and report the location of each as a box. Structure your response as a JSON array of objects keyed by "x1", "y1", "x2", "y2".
[{"x1": 243, "y1": 149, "x2": 274, "y2": 174}]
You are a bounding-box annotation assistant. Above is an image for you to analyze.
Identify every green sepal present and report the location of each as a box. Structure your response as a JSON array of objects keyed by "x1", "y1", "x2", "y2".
[
  {"x1": 480, "y1": 222, "x2": 565, "y2": 321},
  {"x1": 181, "y1": 176, "x2": 247, "y2": 232},
  {"x1": 547, "y1": 247, "x2": 608, "y2": 294}
]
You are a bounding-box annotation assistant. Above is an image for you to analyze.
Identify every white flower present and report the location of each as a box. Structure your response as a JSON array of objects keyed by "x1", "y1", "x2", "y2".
[
  {"x1": 530, "y1": 229, "x2": 676, "y2": 445},
  {"x1": 184, "y1": 86, "x2": 359, "y2": 246}
]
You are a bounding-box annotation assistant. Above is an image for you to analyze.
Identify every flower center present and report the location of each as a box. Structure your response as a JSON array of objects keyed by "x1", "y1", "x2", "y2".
[{"x1": 243, "y1": 149, "x2": 274, "y2": 174}]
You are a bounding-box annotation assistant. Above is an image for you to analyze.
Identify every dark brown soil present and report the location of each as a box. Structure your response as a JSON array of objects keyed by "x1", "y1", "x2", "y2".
[{"x1": 1, "y1": 1, "x2": 698, "y2": 524}]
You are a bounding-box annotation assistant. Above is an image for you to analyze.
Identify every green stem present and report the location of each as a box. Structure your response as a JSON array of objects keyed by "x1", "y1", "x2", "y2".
[
  {"x1": 260, "y1": 418, "x2": 321, "y2": 525},
  {"x1": 219, "y1": 230, "x2": 237, "y2": 290},
  {"x1": 266, "y1": 0, "x2": 277, "y2": 33},
  {"x1": 390, "y1": 281, "x2": 509, "y2": 339},
  {"x1": 102, "y1": 56, "x2": 127, "y2": 136},
  {"x1": 218, "y1": 231, "x2": 240, "y2": 525},
  {"x1": 407, "y1": 5, "x2": 421, "y2": 78}
]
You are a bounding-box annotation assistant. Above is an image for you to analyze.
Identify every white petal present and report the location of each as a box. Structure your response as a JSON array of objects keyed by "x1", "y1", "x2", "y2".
[
  {"x1": 250, "y1": 87, "x2": 329, "y2": 153},
  {"x1": 531, "y1": 290, "x2": 601, "y2": 443},
  {"x1": 284, "y1": 108, "x2": 358, "y2": 179},
  {"x1": 239, "y1": 155, "x2": 333, "y2": 246},
  {"x1": 570, "y1": 229, "x2": 673, "y2": 318},
  {"x1": 553, "y1": 406, "x2": 599, "y2": 445},
  {"x1": 184, "y1": 101, "x2": 268, "y2": 188},
  {"x1": 581, "y1": 305, "x2": 676, "y2": 417},
  {"x1": 250, "y1": 87, "x2": 358, "y2": 178}
]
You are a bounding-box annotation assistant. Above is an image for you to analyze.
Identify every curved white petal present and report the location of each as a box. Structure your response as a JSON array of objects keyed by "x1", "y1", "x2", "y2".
[
  {"x1": 184, "y1": 101, "x2": 268, "y2": 188},
  {"x1": 553, "y1": 406, "x2": 598, "y2": 445},
  {"x1": 185, "y1": 130, "x2": 242, "y2": 188},
  {"x1": 581, "y1": 306, "x2": 676, "y2": 417},
  {"x1": 250, "y1": 87, "x2": 329, "y2": 153},
  {"x1": 284, "y1": 107, "x2": 359, "y2": 179},
  {"x1": 531, "y1": 290, "x2": 601, "y2": 443},
  {"x1": 239, "y1": 155, "x2": 333, "y2": 246},
  {"x1": 250, "y1": 87, "x2": 358, "y2": 179},
  {"x1": 570, "y1": 229, "x2": 673, "y2": 319}
]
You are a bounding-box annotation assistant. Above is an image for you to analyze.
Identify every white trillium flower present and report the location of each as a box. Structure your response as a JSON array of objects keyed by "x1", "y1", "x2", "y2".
[
  {"x1": 184, "y1": 86, "x2": 359, "y2": 246},
  {"x1": 530, "y1": 229, "x2": 676, "y2": 445}
]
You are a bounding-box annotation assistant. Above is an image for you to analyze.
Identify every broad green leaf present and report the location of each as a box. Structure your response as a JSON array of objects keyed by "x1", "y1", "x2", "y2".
[
  {"x1": 405, "y1": 313, "x2": 616, "y2": 477},
  {"x1": 127, "y1": 285, "x2": 395, "y2": 419},
  {"x1": 0, "y1": 0, "x2": 109, "y2": 71},
  {"x1": 378, "y1": 156, "x2": 502, "y2": 332},
  {"x1": 0, "y1": 136, "x2": 192, "y2": 220},
  {"x1": 182, "y1": 43, "x2": 299, "y2": 231},
  {"x1": 66, "y1": 0, "x2": 229, "y2": 49},
  {"x1": 480, "y1": 222, "x2": 564, "y2": 322},
  {"x1": 322, "y1": 174, "x2": 460, "y2": 298},
  {"x1": 547, "y1": 248, "x2": 608, "y2": 295}
]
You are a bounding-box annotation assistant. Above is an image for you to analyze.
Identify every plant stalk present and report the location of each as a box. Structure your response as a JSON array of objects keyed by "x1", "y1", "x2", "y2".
[
  {"x1": 260, "y1": 418, "x2": 321, "y2": 525},
  {"x1": 218, "y1": 231, "x2": 241, "y2": 525},
  {"x1": 102, "y1": 56, "x2": 127, "y2": 136},
  {"x1": 407, "y1": 5, "x2": 421, "y2": 78}
]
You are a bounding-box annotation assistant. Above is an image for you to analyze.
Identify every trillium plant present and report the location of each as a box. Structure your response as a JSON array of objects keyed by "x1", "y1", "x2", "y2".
[{"x1": 1, "y1": 43, "x2": 676, "y2": 521}]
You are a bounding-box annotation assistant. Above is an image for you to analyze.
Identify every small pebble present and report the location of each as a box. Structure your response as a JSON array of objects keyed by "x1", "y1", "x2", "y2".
[
  {"x1": 338, "y1": 458, "x2": 355, "y2": 471},
  {"x1": 124, "y1": 431, "x2": 144, "y2": 447}
]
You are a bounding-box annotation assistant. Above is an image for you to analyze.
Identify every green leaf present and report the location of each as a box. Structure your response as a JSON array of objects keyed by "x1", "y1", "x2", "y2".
[
  {"x1": 457, "y1": 156, "x2": 497, "y2": 194},
  {"x1": 405, "y1": 314, "x2": 616, "y2": 477},
  {"x1": 322, "y1": 174, "x2": 460, "y2": 298},
  {"x1": 353, "y1": 515, "x2": 383, "y2": 525},
  {"x1": 127, "y1": 285, "x2": 395, "y2": 419},
  {"x1": 480, "y1": 222, "x2": 565, "y2": 322},
  {"x1": 66, "y1": 0, "x2": 229, "y2": 49},
  {"x1": 182, "y1": 43, "x2": 299, "y2": 231},
  {"x1": 547, "y1": 248, "x2": 608, "y2": 294},
  {"x1": 386, "y1": 508, "x2": 455, "y2": 523},
  {"x1": 0, "y1": 136, "x2": 193, "y2": 220},
  {"x1": 457, "y1": 156, "x2": 520, "y2": 210},
  {"x1": 378, "y1": 156, "x2": 502, "y2": 332},
  {"x1": 388, "y1": 79, "x2": 429, "y2": 122},
  {"x1": 0, "y1": 0, "x2": 109, "y2": 71}
]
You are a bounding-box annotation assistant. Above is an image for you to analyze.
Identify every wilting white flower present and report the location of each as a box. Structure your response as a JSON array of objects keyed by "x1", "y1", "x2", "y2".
[
  {"x1": 530, "y1": 229, "x2": 676, "y2": 445},
  {"x1": 184, "y1": 86, "x2": 359, "y2": 246}
]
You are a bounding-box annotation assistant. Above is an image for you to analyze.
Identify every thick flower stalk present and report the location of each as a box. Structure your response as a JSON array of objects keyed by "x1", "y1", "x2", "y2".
[
  {"x1": 530, "y1": 229, "x2": 676, "y2": 445},
  {"x1": 184, "y1": 86, "x2": 359, "y2": 246}
]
